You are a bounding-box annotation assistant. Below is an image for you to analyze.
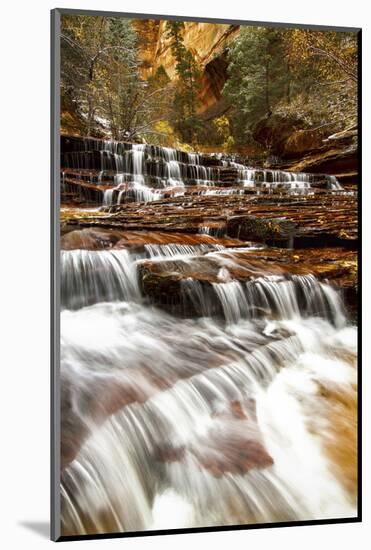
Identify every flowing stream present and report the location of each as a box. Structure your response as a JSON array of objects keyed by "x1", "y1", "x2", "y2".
[
  {"x1": 61, "y1": 139, "x2": 342, "y2": 206},
  {"x1": 60, "y1": 243, "x2": 357, "y2": 536}
]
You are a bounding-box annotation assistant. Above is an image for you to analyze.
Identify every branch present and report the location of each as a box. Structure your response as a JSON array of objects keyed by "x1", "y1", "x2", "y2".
[
  {"x1": 90, "y1": 45, "x2": 135, "y2": 66},
  {"x1": 300, "y1": 121, "x2": 338, "y2": 132},
  {"x1": 308, "y1": 46, "x2": 357, "y2": 82},
  {"x1": 60, "y1": 34, "x2": 91, "y2": 64},
  {"x1": 314, "y1": 78, "x2": 354, "y2": 87}
]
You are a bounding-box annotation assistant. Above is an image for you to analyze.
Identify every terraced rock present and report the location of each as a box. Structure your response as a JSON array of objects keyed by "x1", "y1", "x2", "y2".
[{"x1": 61, "y1": 192, "x2": 358, "y2": 248}]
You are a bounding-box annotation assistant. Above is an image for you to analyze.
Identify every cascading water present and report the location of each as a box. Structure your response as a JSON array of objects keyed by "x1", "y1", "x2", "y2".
[
  {"x1": 61, "y1": 249, "x2": 140, "y2": 310},
  {"x1": 326, "y1": 174, "x2": 342, "y2": 190},
  {"x1": 60, "y1": 242, "x2": 357, "y2": 536},
  {"x1": 103, "y1": 188, "x2": 114, "y2": 206},
  {"x1": 211, "y1": 274, "x2": 346, "y2": 326},
  {"x1": 232, "y1": 164, "x2": 324, "y2": 192},
  {"x1": 162, "y1": 147, "x2": 183, "y2": 186},
  {"x1": 143, "y1": 243, "x2": 225, "y2": 260},
  {"x1": 61, "y1": 138, "x2": 342, "y2": 207}
]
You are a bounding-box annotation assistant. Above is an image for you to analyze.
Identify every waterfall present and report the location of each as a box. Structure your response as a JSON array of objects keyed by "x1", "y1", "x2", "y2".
[
  {"x1": 61, "y1": 138, "x2": 342, "y2": 206},
  {"x1": 59, "y1": 135, "x2": 355, "y2": 537},
  {"x1": 237, "y1": 168, "x2": 256, "y2": 187},
  {"x1": 236, "y1": 167, "x2": 308, "y2": 189},
  {"x1": 60, "y1": 298, "x2": 356, "y2": 535},
  {"x1": 143, "y1": 243, "x2": 225, "y2": 260},
  {"x1": 180, "y1": 274, "x2": 345, "y2": 326},
  {"x1": 188, "y1": 152, "x2": 200, "y2": 165},
  {"x1": 132, "y1": 143, "x2": 146, "y2": 186},
  {"x1": 59, "y1": 224, "x2": 356, "y2": 537},
  {"x1": 61, "y1": 250, "x2": 140, "y2": 310},
  {"x1": 197, "y1": 224, "x2": 226, "y2": 237},
  {"x1": 212, "y1": 280, "x2": 250, "y2": 324},
  {"x1": 227, "y1": 164, "x2": 341, "y2": 191},
  {"x1": 162, "y1": 147, "x2": 183, "y2": 186},
  {"x1": 326, "y1": 175, "x2": 342, "y2": 190},
  {"x1": 103, "y1": 189, "x2": 114, "y2": 206},
  {"x1": 122, "y1": 143, "x2": 164, "y2": 202}
]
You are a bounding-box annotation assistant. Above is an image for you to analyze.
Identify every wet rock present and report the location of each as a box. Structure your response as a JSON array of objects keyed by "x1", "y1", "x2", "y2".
[
  {"x1": 62, "y1": 176, "x2": 105, "y2": 204},
  {"x1": 60, "y1": 375, "x2": 142, "y2": 469},
  {"x1": 253, "y1": 113, "x2": 306, "y2": 154},
  {"x1": 282, "y1": 128, "x2": 327, "y2": 158},
  {"x1": 153, "y1": 445, "x2": 186, "y2": 464},
  {"x1": 61, "y1": 191, "x2": 357, "y2": 250},
  {"x1": 218, "y1": 166, "x2": 239, "y2": 186},
  {"x1": 195, "y1": 437, "x2": 274, "y2": 477},
  {"x1": 60, "y1": 382, "x2": 89, "y2": 470},
  {"x1": 306, "y1": 381, "x2": 357, "y2": 501},
  {"x1": 138, "y1": 247, "x2": 357, "y2": 316},
  {"x1": 61, "y1": 228, "x2": 126, "y2": 250},
  {"x1": 227, "y1": 215, "x2": 296, "y2": 247},
  {"x1": 153, "y1": 399, "x2": 274, "y2": 477},
  {"x1": 284, "y1": 145, "x2": 358, "y2": 177},
  {"x1": 139, "y1": 254, "x2": 280, "y2": 290},
  {"x1": 194, "y1": 398, "x2": 274, "y2": 476},
  {"x1": 113, "y1": 230, "x2": 244, "y2": 251}
]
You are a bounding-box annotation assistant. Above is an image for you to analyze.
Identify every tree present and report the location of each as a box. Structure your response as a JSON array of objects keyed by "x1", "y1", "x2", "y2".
[
  {"x1": 61, "y1": 15, "x2": 108, "y2": 135},
  {"x1": 223, "y1": 27, "x2": 288, "y2": 144},
  {"x1": 283, "y1": 30, "x2": 358, "y2": 132},
  {"x1": 223, "y1": 26, "x2": 358, "y2": 147},
  {"x1": 61, "y1": 15, "x2": 171, "y2": 141},
  {"x1": 165, "y1": 21, "x2": 202, "y2": 143}
]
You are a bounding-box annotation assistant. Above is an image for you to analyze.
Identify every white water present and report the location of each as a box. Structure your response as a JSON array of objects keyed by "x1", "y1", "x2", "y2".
[
  {"x1": 103, "y1": 188, "x2": 114, "y2": 206},
  {"x1": 60, "y1": 246, "x2": 357, "y2": 536},
  {"x1": 230, "y1": 164, "x2": 341, "y2": 192},
  {"x1": 143, "y1": 243, "x2": 225, "y2": 260},
  {"x1": 62, "y1": 141, "x2": 342, "y2": 206},
  {"x1": 61, "y1": 249, "x2": 140, "y2": 309},
  {"x1": 326, "y1": 174, "x2": 342, "y2": 190}
]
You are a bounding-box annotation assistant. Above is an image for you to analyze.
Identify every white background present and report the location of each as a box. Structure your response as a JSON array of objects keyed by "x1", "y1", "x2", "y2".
[{"x1": 0, "y1": 0, "x2": 369, "y2": 547}]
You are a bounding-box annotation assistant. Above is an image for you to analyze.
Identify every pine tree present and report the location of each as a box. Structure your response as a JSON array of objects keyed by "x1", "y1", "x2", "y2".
[
  {"x1": 223, "y1": 27, "x2": 288, "y2": 144},
  {"x1": 165, "y1": 21, "x2": 202, "y2": 143}
]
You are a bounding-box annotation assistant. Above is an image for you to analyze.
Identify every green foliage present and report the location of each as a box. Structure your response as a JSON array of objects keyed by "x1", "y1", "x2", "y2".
[
  {"x1": 61, "y1": 15, "x2": 172, "y2": 141},
  {"x1": 223, "y1": 26, "x2": 358, "y2": 147},
  {"x1": 165, "y1": 21, "x2": 202, "y2": 144},
  {"x1": 223, "y1": 27, "x2": 288, "y2": 144},
  {"x1": 213, "y1": 116, "x2": 235, "y2": 150},
  {"x1": 61, "y1": 15, "x2": 358, "y2": 153},
  {"x1": 147, "y1": 65, "x2": 171, "y2": 89},
  {"x1": 282, "y1": 30, "x2": 358, "y2": 132}
]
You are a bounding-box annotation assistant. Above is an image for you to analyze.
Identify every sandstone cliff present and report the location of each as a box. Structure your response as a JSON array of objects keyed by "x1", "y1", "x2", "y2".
[{"x1": 133, "y1": 19, "x2": 240, "y2": 113}]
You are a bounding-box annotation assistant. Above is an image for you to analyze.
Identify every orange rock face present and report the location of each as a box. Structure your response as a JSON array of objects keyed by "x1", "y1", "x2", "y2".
[{"x1": 132, "y1": 19, "x2": 239, "y2": 112}]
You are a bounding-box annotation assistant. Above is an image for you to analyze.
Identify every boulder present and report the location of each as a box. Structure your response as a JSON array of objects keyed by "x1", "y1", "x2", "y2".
[
  {"x1": 285, "y1": 146, "x2": 358, "y2": 176},
  {"x1": 138, "y1": 247, "x2": 357, "y2": 316},
  {"x1": 282, "y1": 128, "x2": 326, "y2": 158},
  {"x1": 253, "y1": 113, "x2": 306, "y2": 154},
  {"x1": 227, "y1": 215, "x2": 296, "y2": 247},
  {"x1": 61, "y1": 228, "x2": 126, "y2": 250}
]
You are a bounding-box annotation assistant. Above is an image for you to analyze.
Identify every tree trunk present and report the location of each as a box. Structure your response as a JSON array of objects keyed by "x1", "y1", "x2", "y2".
[
  {"x1": 87, "y1": 96, "x2": 94, "y2": 137},
  {"x1": 265, "y1": 61, "x2": 271, "y2": 113},
  {"x1": 286, "y1": 62, "x2": 291, "y2": 104}
]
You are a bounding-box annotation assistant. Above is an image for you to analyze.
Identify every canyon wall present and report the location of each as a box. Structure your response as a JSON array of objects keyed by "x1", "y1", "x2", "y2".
[{"x1": 133, "y1": 20, "x2": 240, "y2": 113}]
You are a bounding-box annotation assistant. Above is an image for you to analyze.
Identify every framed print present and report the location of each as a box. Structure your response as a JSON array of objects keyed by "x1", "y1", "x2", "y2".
[{"x1": 51, "y1": 8, "x2": 361, "y2": 541}]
